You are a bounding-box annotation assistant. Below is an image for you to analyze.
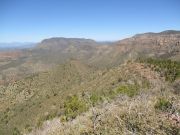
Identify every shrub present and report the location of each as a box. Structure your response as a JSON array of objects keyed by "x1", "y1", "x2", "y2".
[
  {"x1": 90, "y1": 93, "x2": 102, "y2": 106},
  {"x1": 60, "y1": 115, "x2": 67, "y2": 122},
  {"x1": 45, "y1": 113, "x2": 56, "y2": 120},
  {"x1": 64, "y1": 95, "x2": 87, "y2": 120},
  {"x1": 154, "y1": 98, "x2": 172, "y2": 112},
  {"x1": 53, "y1": 93, "x2": 57, "y2": 96},
  {"x1": 13, "y1": 127, "x2": 21, "y2": 135},
  {"x1": 25, "y1": 124, "x2": 32, "y2": 133},
  {"x1": 36, "y1": 117, "x2": 44, "y2": 128},
  {"x1": 107, "y1": 90, "x2": 117, "y2": 99},
  {"x1": 116, "y1": 84, "x2": 139, "y2": 97},
  {"x1": 138, "y1": 58, "x2": 180, "y2": 82}
]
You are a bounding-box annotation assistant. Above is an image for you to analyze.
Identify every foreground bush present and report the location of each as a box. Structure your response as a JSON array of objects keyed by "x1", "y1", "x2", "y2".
[
  {"x1": 90, "y1": 93, "x2": 102, "y2": 106},
  {"x1": 64, "y1": 95, "x2": 87, "y2": 120},
  {"x1": 116, "y1": 84, "x2": 140, "y2": 97},
  {"x1": 154, "y1": 98, "x2": 172, "y2": 112}
]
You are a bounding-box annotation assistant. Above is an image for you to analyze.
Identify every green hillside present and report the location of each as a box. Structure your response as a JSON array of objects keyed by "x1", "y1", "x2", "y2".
[{"x1": 0, "y1": 59, "x2": 179, "y2": 135}]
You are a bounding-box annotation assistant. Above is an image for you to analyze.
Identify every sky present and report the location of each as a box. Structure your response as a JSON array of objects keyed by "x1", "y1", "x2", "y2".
[{"x1": 0, "y1": 0, "x2": 180, "y2": 42}]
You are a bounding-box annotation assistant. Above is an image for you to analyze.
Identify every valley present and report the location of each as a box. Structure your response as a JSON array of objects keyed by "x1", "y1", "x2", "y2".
[{"x1": 0, "y1": 30, "x2": 179, "y2": 135}]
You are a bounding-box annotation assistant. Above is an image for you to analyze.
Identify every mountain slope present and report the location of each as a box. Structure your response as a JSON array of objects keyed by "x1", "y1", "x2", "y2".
[
  {"x1": 115, "y1": 30, "x2": 180, "y2": 59},
  {"x1": 0, "y1": 59, "x2": 179, "y2": 135},
  {"x1": 0, "y1": 60, "x2": 151, "y2": 134},
  {"x1": 0, "y1": 30, "x2": 179, "y2": 85},
  {"x1": 30, "y1": 30, "x2": 180, "y2": 68},
  {"x1": 27, "y1": 62, "x2": 180, "y2": 135},
  {"x1": 0, "y1": 30, "x2": 179, "y2": 135}
]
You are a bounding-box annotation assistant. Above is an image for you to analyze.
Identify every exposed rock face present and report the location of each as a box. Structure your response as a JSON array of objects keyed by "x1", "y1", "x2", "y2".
[{"x1": 114, "y1": 30, "x2": 180, "y2": 61}]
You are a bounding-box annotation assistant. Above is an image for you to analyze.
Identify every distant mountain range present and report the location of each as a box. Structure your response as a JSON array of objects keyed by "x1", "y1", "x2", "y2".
[
  {"x1": 0, "y1": 29, "x2": 179, "y2": 83},
  {"x1": 30, "y1": 30, "x2": 180, "y2": 67},
  {"x1": 0, "y1": 30, "x2": 179, "y2": 85},
  {"x1": 0, "y1": 42, "x2": 36, "y2": 50}
]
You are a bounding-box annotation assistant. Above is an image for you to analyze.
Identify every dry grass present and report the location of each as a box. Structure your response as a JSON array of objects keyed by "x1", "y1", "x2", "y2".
[{"x1": 37, "y1": 89, "x2": 179, "y2": 135}]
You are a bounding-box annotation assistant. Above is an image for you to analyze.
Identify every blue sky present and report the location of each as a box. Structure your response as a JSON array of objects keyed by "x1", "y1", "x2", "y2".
[{"x1": 0, "y1": 0, "x2": 180, "y2": 42}]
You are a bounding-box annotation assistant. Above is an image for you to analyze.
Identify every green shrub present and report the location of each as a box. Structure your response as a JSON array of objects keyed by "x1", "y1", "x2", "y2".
[
  {"x1": 138, "y1": 58, "x2": 180, "y2": 82},
  {"x1": 60, "y1": 115, "x2": 67, "y2": 122},
  {"x1": 64, "y1": 95, "x2": 87, "y2": 120},
  {"x1": 116, "y1": 84, "x2": 139, "y2": 97},
  {"x1": 45, "y1": 113, "x2": 56, "y2": 120},
  {"x1": 154, "y1": 98, "x2": 172, "y2": 112},
  {"x1": 25, "y1": 124, "x2": 32, "y2": 132},
  {"x1": 90, "y1": 93, "x2": 102, "y2": 106},
  {"x1": 13, "y1": 127, "x2": 21, "y2": 135},
  {"x1": 107, "y1": 90, "x2": 117, "y2": 99},
  {"x1": 36, "y1": 117, "x2": 44, "y2": 128}
]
